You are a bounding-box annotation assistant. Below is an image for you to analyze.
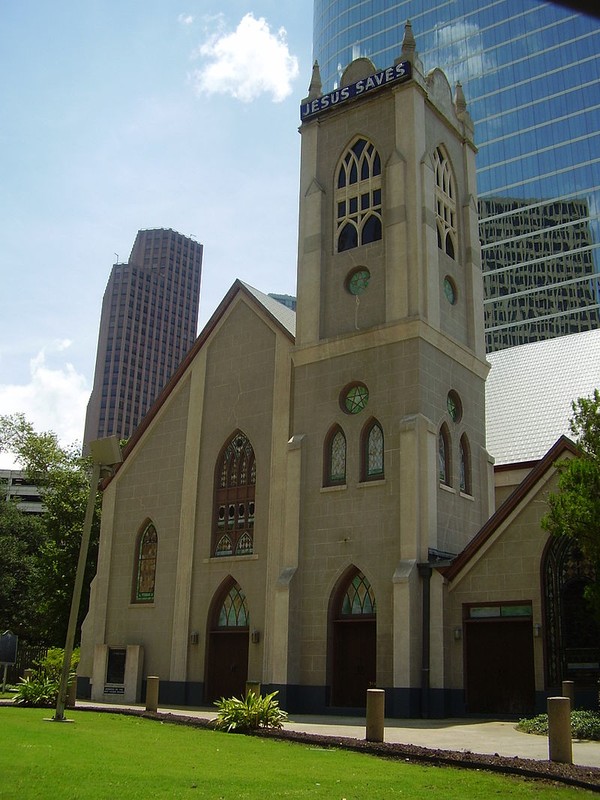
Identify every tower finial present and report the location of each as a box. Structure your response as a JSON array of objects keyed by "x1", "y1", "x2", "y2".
[
  {"x1": 454, "y1": 81, "x2": 474, "y2": 134},
  {"x1": 307, "y1": 60, "x2": 322, "y2": 100},
  {"x1": 396, "y1": 19, "x2": 423, "y2": 75}
]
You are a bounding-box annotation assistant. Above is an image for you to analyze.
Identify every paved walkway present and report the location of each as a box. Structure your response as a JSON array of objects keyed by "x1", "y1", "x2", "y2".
[{"x1": 78, "y1": 702, "x2": 600, "y2": 769}]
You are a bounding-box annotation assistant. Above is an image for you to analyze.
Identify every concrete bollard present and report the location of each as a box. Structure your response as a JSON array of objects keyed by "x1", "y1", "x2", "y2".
[
  {"x1": 365, "y1": 688, "x2": 385, "y2": 743},
  {"x1": 548, "y1": 696, "x2": 572, "y2": 764},
  {"x1": 145, "y1": 676, "x2": 159, "y2": 713},
  {"x1": 561, "y1": 680, "x2": 574, "y2": 711},
  {"x1": 245, "y1": 681, "x2": 261, "y2": 698}
]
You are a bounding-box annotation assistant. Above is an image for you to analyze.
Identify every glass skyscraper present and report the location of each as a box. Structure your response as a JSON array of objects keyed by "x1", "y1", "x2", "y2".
[{"x1": 313, "y1": 1, "x2": 600, "y2": 350}]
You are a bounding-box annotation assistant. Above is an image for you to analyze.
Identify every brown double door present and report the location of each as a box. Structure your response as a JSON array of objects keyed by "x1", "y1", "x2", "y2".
[
  {"x1": 465, "y1": 619, "x2": 535, "y2": 715},
  {"x1": 332, "y1": 618, "x2": 376, "y2": 707},
  {"x1": 205, "y1": 629, "x2": 249, "y2": 703}
]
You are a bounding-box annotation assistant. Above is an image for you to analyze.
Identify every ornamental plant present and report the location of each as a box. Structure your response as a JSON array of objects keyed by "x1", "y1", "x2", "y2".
[
  {"x1": 214, "y1": 689, "x2": 288, "y2": 732},
  {"x1": 13, "y1": 647, "x2": 79, "y2": 707}
]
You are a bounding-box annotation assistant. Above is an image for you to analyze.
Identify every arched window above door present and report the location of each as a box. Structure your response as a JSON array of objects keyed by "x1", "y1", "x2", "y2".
[{"x1": 213, "y1": 431, "x2": 256, "y2": 557}]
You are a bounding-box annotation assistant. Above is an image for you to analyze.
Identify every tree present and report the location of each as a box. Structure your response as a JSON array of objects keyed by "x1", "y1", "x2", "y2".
[
  {"x1": 0, "y1": 498, "x2": 44, "y2": 640},
  {"x1": 0, "y1": 414, "x2": 101, "y2": 645},
  {"x1": 542, "y1": 389, "x2": 600, "y2": 619}
]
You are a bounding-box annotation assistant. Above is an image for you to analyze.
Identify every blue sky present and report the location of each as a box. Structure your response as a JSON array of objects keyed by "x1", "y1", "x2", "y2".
[{"x1": 0, "y1": 1, "x2": 313, "y2": 464}]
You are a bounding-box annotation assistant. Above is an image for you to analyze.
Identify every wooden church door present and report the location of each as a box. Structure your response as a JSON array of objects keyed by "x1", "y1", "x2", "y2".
[
  {"x1": 331, "y1": 570, "x2": 376, "y2": 707},
  {"x1": 205, "y1": 581, "x2": 249, "y2": 703}
]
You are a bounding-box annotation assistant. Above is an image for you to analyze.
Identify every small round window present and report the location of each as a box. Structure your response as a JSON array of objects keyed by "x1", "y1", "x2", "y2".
[
  {"x1": 341, "y1": 382, "x2": 369, "y2": 414},
  {"x1": 346, "y1": 268, "x2": 371, "y2": 296},
  {"x1": 443, "y1": 276, "x2": 457, "y2": 305},
  {"x1": 447, "y1": 390, "x2": 462, "y2": 423}
]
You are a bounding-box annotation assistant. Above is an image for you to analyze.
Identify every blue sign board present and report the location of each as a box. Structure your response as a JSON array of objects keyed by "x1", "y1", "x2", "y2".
[{"x1": 301, "y1": 61, "x2": 411, "y2": 121}]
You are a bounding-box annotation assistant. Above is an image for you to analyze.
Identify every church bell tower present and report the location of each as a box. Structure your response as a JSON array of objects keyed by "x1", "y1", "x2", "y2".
[{"x1": 286, "y1": 23, "x2": 493, "y2": 714}]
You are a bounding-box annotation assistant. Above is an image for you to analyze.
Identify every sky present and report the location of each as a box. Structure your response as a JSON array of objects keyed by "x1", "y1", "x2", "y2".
[{"x1": 0, "y1": 1, "x2": 314, "y2": 466}]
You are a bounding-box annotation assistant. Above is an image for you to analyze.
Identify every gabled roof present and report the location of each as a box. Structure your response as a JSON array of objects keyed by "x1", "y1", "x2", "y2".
[
  {"x1": 441, "y1": 435, "x2": 578, "y2": 582},
  {"x1": 486, "y1": 328, "x2": 600, "y2": 466},
  {"x1": 107, "y1": 280, "x2": 296, "y2": 482}
]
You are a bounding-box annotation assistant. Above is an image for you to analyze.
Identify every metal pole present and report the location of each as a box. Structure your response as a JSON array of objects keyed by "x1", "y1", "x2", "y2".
[{"x1": 53, "y1": 461, "x2": 101, "y2": 721}]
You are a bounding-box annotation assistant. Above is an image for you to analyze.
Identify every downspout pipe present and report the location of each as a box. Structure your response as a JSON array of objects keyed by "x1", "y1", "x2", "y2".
[{"x1": 418, "y1": 563, "x2": 432, "y2": 719}]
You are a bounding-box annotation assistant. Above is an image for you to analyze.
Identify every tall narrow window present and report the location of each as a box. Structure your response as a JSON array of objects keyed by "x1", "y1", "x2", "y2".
[
  {"x1": 214, "y1": 431, "x2": 256, "y2": 557},
  {"x1": 439, "y1": 424, "x2": 451, "y2": 486},
  {"x1": 362, "y1": 419, "x2": 384, "y2": 480},
  {"x1": 325, "y1": 425, "x2": 346, "y2": 486},
  {"x1": 459, "y1": 434, "x2": 471, "y2": 494},
  {"x1": 434, "y1": 146, "x2": 457, "y2": 259},
  {"x1": 133, "y1": 522, "x2": 158, "y2": 603},
  {"x1": 335, "y1": 137, "x2": 382, "y2": 253}
]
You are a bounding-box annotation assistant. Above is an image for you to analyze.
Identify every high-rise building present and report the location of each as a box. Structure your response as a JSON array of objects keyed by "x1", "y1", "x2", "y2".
[
  {"x1": 313, "y1": 1, "x2": 600, "y2": 350},
  {"x1": 84, "y1": 229, "x2": 202, "y2": 447}
]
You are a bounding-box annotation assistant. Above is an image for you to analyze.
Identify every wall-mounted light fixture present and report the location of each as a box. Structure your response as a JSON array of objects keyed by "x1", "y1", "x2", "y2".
[
  {"x1": 190, "y1": 631, "x2": 199, "y2": 645},
  {"x1": 251, "y1": 629, "x2": 260, "y2": 644},
  {"x1": 453, "y1": 627, "x2": 462, "y2": 640}
]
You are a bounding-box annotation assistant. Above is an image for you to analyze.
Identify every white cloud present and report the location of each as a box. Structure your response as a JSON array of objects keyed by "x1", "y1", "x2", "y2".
[
  {"x1": 191, "y1": 13, "x2": 299, "y2": 103},
  {"x1": 432, "y1": 20, "x2": 495, "y2": 85},
  {"x1": 178, "y1": 13, "x2": 193, "y2": 26},
  {"x1": 0, "y1": 341, "x2": 89, "y2": 467}
]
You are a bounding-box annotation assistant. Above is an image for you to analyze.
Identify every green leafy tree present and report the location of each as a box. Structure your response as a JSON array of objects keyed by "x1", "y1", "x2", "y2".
[
  {"x1": 0, "y1": 498, "x2": 44, "y2": 639},
  {"x1": 542, "y1": 389, "x2": 600, "y2": 620},
  {"x1": 0, "y1": 414, "x2": 101, "y2": 645}
]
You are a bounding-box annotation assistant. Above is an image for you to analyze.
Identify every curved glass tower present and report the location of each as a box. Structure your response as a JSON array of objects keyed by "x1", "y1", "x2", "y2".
[{"x1": 313, "y1": 1, "x2": 600, "y2": 350}]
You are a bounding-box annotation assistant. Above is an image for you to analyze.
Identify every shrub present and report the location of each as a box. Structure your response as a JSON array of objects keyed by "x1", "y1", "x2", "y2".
[
  {"x1": 13, "y1": 647, "x2": 79, "y2": 708},
  {"x1": 214, "y1": 690, "x2": 288, "y2": 732},
  {"x1": 517, "y1": 710, "x2": 600, "y2": 740}
]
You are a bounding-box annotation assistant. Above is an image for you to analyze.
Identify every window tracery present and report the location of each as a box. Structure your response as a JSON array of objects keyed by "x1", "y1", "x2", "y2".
[
  {"x1": 362, "y1": 419, "x2": 384, "y2": 480},
  {"x1": 214, "y1": 432, "x2": 255, "y2": 557},
  {"x1": 133, "y1": 522, "x2": 158, "y2": 603},
  {"x1": 335, "y1": 138, "x2": 382, "y2": 253},
  {"x1": 434, "y1": 146, "x2": 457, "y2": 259},
  {"x1": 325, "y1": 425, "x2": 346, "y2": 485}
]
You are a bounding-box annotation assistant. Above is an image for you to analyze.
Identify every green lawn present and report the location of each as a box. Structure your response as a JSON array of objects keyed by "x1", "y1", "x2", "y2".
[{"x1": 0, "y1": 707, "x2": 591, "y2": 799}]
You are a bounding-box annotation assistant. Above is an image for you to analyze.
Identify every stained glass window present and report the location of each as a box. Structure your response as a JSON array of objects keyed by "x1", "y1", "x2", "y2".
[
  {"x1": 443, "y1": 276, "x2": 456, "y2": 305},
  {"x1": 341, "y1": 571, "x2": 376, "y2": 616},
  {"x1": 363, "y1": 420, "x2": 384, "y2": 480},
  {"x1": 439, "y1": 425, "x2": 450, "y2": 485},
  {"x1": 218, "y1": 582, "x2": 249, "y2": 628},
  {"x1": 459, "y1": 434, "x2": 470, "y2": 494},
  {"x1": 134, "y1": 522, "x2": 158, "y2": 603},
  {"x1": 335, "y1": 138, "x2": 382, "y2": 253},
  {"x1": 447, "y1": 391, "x2": 462, "y2": 423},
  {"x1": 214, "y1": 432, "x2": 255, "y2": 557},
  {"x1": 347, "y1": 268, "x2": 370, "y2": 296},
  {"x1": 342, "y1": 383, "x2": 369, "y2": 414},
  {"x1": 326, "y1": 427, "x2": 346, "y2": 485},
  {"x1": 434, "y1": 146, "x2": 457, "y2": 259}
]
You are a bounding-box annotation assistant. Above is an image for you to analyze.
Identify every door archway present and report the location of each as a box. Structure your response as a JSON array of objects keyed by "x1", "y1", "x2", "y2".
[
  {"x1": 330, "y1": 567, "x2": 376, "y2": 707},
  {"x1": 205, "y1": 579, "x2": 249, "y2": 703}
]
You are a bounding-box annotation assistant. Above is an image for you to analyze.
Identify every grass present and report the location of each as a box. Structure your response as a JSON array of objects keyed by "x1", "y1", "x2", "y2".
[{"x1": 0, "y1": 707, "x2": 592, "y2": 799}]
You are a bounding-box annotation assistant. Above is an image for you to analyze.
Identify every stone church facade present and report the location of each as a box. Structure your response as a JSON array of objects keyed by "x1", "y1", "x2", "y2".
[{"x1": 79, "y1": 27, "x2": 598, "y2": 716}]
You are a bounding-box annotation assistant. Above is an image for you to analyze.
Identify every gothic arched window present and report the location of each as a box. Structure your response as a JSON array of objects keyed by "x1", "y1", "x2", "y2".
[
  {"x1": 133, "y1": 521, "x2": 158, "y2": 603},
  {"x1": 335, "y1": 137, "x2": 382, "y2": 253},
  {"x1": 324, "y1": 425, "x2": 346, "y2": 486},
  {"x1": 459, "y1": 433, "x2": 471, "y2": 494},
  {"x1": 434, "y1": 146, "x2": 457, "y2": 259},
  {"x1": 362, "y1": 419, "x2": 384, "y2": 481},
  {"x1": 439, "y1": 424, "x2": 451, "y2": 486},
  {"x1": 214, "y1": 431, "x2": 256, "y2": 557}
]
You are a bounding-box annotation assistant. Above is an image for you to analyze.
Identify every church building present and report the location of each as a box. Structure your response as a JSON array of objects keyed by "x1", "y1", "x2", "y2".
[{"x1": 78, "y1": 26, "x2": 598, "y2": 717}]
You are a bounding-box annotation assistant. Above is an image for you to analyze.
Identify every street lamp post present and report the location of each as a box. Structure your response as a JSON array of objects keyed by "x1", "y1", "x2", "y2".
[{"x1": 53, "y1": 436, "x2": 122, "y2": 722}]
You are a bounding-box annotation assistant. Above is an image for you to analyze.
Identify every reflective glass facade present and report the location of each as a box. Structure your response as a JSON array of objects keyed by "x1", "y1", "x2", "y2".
[{"x1": 313, "y1": 1, "x2": 600, "y2": 350}]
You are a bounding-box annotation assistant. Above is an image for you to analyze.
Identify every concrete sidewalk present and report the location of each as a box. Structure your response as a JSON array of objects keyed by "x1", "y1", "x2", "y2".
[{"x1": 78, "y1": 702, "x2": 600, "y2": 769}]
